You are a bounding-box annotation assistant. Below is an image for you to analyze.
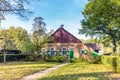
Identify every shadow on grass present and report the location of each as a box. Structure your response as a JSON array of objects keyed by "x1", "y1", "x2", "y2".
[
  {"x1": 0, "y1": 65, "x2": 54, "y2": 70},
  {"x1": 38, "y1": 71, "x2": 119, "y2": 80},
  {"x1": 0, "y1": 61, "x2": 58, "y2": 66}
]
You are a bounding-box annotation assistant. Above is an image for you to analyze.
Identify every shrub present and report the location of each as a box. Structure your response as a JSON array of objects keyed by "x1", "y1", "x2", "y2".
[
  {"x1": 51, "y1": 56, "x2": 58, "y2": 60},
  {"x1": 116, "y1": 57, "x2": 120, "y2": 73},
  {"x1": 58, "y1": 55, "x2": 67, "y2": 62},
  {"x1": 92, "y1": 56, "x2": 102, "y2": 64},
  {"x1": 73, "y1": 58, "x2": 83, "y2": 63},
  {"x1": 26, "y1": 55, "x2": 35, "y2": 61},
  {"x1": 101, "y1": 56, "x2": 119, "y2": 73},
  {"x1": 45, "y1": 55, "x2": 67, "y2": 63}
]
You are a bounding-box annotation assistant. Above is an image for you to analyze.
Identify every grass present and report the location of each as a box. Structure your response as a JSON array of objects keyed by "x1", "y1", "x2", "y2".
[
  {"x1": 38, "y1": 61, "x2": 120, "y2": 80},
  {"x1": 0, "y1": 61, "x2": 59, "y2": 80}
]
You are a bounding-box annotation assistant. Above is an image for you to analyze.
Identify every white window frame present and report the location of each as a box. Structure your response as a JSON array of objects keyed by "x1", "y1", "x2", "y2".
[
  {"x1": 62, "y1": 47, "x2": 67, "y2": 51},
  {"x1": 50, "y1": 47, "x2": 55, "y2": 51},
  {"x1": 41, "y1": 48, "x2": 46, "y2": 52},
  {"x1": 61, "y1": 47, "x2": 67, "y2": 55}
]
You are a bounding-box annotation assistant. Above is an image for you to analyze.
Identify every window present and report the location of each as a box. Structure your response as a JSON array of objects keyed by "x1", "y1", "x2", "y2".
[
  {"x1": 62, "y1": 47, "x2": 67, "y2": 51},
  {"x1": 61, "y1": 47, "x2": 68, "y2": 55},
  {"x1": 49, "y1": 47, "x2": 56, "y2": 56},
  {"x1": 40, "y1": 48, "x2": 46, "y2": 55},
  {"x1": 41, "y1": 48, "x2": 46, "y2": 52}
]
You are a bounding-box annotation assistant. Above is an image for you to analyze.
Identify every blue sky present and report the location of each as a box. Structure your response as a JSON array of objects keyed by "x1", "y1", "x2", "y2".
[{"x1": 1, "y1": 0, "x2": 88, "y2": 39}]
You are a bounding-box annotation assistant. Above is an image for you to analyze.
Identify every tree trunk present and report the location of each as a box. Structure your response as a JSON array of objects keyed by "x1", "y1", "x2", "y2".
[
  {"x1": 3, "y1": 45, "x2": 6, "y2": 64},
  {"x1": 112, "y1": 37, "x2": 117, "y2": 53},
  {"x1": 34, "y1": 51, "x2": 38, "y2": 61}
]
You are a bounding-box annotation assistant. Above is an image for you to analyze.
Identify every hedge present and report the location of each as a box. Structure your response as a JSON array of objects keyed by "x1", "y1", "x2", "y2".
[
  {"x1": 0, "y1": 54, "x2": 27, "y2": 62},
  {"x1": 116, "y1": 57, "x2": 120, "y2": 73},
  {"x1": 101, "y1": 56, "x2": 120, "y2": 73}
]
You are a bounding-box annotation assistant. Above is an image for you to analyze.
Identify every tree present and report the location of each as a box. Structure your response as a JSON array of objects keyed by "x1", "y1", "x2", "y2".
[
  {"x1": 32, "y1": 17, "x2": 51, "y2": 60},
  {"x1": 0, "y1": 29, "x2": 10, "y2": 64},
  {"x1": 32, "y1": 17, "x2": 46, "y2": 31},
  {"x1": 0, "y1": 26, "x2": 30, "y2": 50},
  {"x1": 80, "y1": 0, "x2": 120, "y2": 52},
  {"x1": 0, "y1": 26, "x2": 30, "y2": 63},
  {"x1": 0, "y1": 0, "x2": 41, "y2": 20},
  {"x1": 14, "y1": 27, "x2": 29, "y2": 49},
  {"x1": 21, "y1": 42, "x2": 35, "y2": 54}
]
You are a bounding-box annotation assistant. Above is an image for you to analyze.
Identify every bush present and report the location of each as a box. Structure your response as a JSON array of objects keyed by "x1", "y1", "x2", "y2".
[
  {"x1": 92, "y1": 56, "x2": 102, "y2": 64},
  {"x1": 73, "y1": 58, "x2": 83, "y2": 63},
  {"x1": 58, "y1": 55, "x2": 67, "y2": 62},
  {"x1": 101, "y1": 56, "x2": 117, "y2": 72},
  {"x1": 116, "y1": 57, "x2": 120, "y2": 73},
  {"x1": 51, "y1": 56, "x2": 58, "y2": 60},
  {"x1": 45, "y1": 55, "x2": 67, "y2": 63},
  {"x1": 26, "y1": 55, "x2": 35, "y2": 61}
]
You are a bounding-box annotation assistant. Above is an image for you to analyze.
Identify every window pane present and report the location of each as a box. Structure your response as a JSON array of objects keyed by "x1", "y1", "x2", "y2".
[
  {"x1": 62, "y1": 47, "x2": 67, "y2": 51},
  {"x1": 50, "y1": 48, "x2": 54, "y2": 51},
  {"x1": 49, "y1": 47, "x2": 56, "y2": 56},
  {"x1": 61, "y1": 47, "x2": 67, "y2": 55},
  {"x1": 41, "y1": 48, "x2": 46, "y2": 52}
]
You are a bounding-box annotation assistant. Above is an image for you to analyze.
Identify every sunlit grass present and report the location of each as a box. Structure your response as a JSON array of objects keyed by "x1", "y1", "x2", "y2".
[
  {"x1": 0, "y1": 61, "x2": 58, "y2": 80},
  {"x1": 38, "y1": 61, "x2": 120, "y2": 80}
]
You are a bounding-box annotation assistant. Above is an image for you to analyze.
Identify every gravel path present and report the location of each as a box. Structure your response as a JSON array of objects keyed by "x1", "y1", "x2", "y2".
[{"x1": 20, "y1": 63, "x2": 67, "y2": 80}]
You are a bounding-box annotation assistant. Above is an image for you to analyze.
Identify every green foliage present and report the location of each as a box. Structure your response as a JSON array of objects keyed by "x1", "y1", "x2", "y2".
[
  {"x1": 13, "y1": 27, "x2": 30, "y2": 50},
  {"x1": 45, "y1": 55, "x2": 67, "y2": 63},
  {"x1": 80, "y1": 0, "x2": 120, "y2": 52},
  {"x1": 50, "y1": 56, "x2": 58, "y2": 61},
  {"x1": 21, "y1": 42, "x2": 35, "y2": 54},
  {"x1": 116, "y1": 57, "x2": 120, "y2": 73},
  {"x1": 0, "y1": 26, "x2": 30, "y2": 51},
  {"x1": 101, "y1": 56, "x2": 120, "y2": 73},
  {"x1": 91, "y1": 56, "x2": 101, "y2": 64},
  {"x1": 73, "y1": 58, "x2": 84, "y2": 63},
  {"x1": 26, "y1": 54, "x2": 36, "y2": 61},
  {"x1": 58, "y1": 55, "x2": 67, "y2": 62},
  {"x1": 31, "y1": 17, "x2": 52, "y2": 55}
]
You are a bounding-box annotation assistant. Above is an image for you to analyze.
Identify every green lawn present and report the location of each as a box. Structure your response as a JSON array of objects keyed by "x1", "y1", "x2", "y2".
[
  {"x1": 38, "y1": 61, "x2": 120, "y2": 80},
  {"x1": 0, "y1": 61, "x2": 58, "y2": 80}
]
